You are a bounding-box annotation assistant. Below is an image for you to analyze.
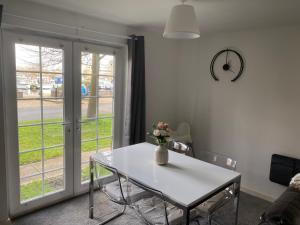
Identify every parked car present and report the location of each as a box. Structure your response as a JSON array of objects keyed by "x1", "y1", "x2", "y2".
[
  {"x1": 99, "y1": 80, "x2": 113, "y2": 90},
  {"x1": 16, "y1": 76, "x2": 30, "y2": 90}
]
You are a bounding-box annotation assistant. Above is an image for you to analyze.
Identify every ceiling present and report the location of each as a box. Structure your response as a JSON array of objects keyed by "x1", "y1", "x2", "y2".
[{"x1": 25, "y1": 0, "x2": 300, "y2": 34}]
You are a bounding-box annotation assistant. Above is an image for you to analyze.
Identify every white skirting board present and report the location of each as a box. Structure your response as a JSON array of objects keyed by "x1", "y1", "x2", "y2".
[{"x1": 241, "y1": 186, "x2": 275, "y2": 203}]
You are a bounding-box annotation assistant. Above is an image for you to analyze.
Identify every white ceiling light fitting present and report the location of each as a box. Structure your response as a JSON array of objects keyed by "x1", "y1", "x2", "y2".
[{"x1": 163, "y1": 0, "x2": 200, "y2": 39}]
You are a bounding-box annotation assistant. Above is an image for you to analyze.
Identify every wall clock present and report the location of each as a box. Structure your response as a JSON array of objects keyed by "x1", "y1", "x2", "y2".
[{"x1": 210, "y1": 48, "x2": 244, "y2": 82}]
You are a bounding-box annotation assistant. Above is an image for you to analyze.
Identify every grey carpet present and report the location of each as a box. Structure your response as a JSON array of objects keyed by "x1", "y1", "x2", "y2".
[{"x1": 13, "y1": 191, "x2": 270, "y2": 225}]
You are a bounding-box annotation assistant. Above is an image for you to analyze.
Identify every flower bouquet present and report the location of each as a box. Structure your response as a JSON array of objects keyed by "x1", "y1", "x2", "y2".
[
  {"x1": 148, "y1": 122, "x2": 170, "y2": 165},
  {"x1": 149, "y1": 122, "x2": 170, "y2": 145}
]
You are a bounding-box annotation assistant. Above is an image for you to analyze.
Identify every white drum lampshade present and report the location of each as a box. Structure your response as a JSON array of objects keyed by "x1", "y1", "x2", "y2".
[{"x1": 163, "y1": 4, "x2": 200, "y2": 39}]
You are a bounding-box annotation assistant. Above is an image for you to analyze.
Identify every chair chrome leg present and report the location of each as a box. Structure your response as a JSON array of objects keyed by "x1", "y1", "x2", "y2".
[
  {"x1": 208, "y1": 215, "x2": 212, "y2": 225},
  {"x1": 89, "y1": 159, "x2": 94, "y2": 219}
]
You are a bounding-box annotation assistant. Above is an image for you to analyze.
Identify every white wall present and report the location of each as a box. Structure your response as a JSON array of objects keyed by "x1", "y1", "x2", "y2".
[
  {"x1": 177, "y1": 26, "x2": 300, "y2": 200},
  {"x1": 136, "y1": 29, "x2": 180, "y2": 132}
]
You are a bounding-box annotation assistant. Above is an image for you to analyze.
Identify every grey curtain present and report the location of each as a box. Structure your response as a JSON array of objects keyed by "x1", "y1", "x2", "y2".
[{"x1": 128, "y1": 35, "x2": 146, "y2": 144}]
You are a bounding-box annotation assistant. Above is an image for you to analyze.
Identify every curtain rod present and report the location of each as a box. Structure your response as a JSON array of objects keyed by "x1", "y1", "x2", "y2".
[{"x1": 3, "y1": 12, "x2": 132, "y2": 40}]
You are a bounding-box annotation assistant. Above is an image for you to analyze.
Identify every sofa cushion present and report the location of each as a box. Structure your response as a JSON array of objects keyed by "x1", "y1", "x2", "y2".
[{"x1": 261, "y1": 187, "x2": 300, "y2": 225}]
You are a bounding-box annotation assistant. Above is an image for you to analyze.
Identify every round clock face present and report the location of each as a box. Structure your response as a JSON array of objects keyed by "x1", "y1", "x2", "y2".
[{"x1": 210, "y1": 49, "x2": 244, "y2": 82}]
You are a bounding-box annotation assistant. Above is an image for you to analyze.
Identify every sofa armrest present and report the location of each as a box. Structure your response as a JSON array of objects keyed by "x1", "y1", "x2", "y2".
[{"x1": 259, "y1": 187, "x2": 300, "y2": 225}]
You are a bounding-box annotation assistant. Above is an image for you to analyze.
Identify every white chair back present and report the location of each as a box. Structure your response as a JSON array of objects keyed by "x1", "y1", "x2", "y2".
[
  {"x1": 198, "y1": 151, "x2": 237, "y2": 171},
  {"x1": 170, "y1": 122, "x2": 192, "y2": 144}
]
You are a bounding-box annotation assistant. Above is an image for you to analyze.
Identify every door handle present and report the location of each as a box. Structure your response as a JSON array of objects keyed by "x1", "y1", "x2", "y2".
[
  {"x1": 76, "y1": 119, "x2": 81, "y2": 131},
  {"x1": 62, "y1": 122, "x2": 72, "y2": 133}
]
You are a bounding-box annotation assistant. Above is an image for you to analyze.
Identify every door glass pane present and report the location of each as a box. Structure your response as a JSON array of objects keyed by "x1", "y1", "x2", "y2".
[
  {"x1": 82, "y1": 75, "x2": 97, "y2": 97},
  {"x1": 43, "y1": 99, "x2": 64, "y2": 122},
  {"x1": 16, "y1": 44, "x2": 40, "y2": 72},
  {"x1": 18, "y1": 125, "x2": 42, "y2": 151},
  {"x1": 19, "y1": 151, "x2": 42, "y2": 174},
  {"x1": 42, "y1": 74, "x2": 64, "y2": 98},
  {"x1": 17, "y1": 100, "x2": 41, "y2": 125},
  {"x1": 99, "y1": 138, "x2": 112, "y2": 151},
  {"x1": 44, "y1": 170, "x2": 64, "y2": 194},
  {"x1": 98, "y1": 97, "x2": 113, "y2": 116},
  {"x1": 16, "y1": 72, "x2": 40, "y2": 99},
  {"x1": 41, "y1": 47, "x2": 63, "y2": 73},
  {"x1": 15, "y1": 43, "x2": 66, "y2": 203},
  {"x1": 98, "y1": 118, "x2": 113, "y2": 137},
  {"x1": 43, "y1": 124, "x2": 64, "y2": 147},
  {"x1": 81, "y1": 120, "x2": 97, "y2": 140},
  {"x1": 44, "y1": 147, "x2": 64, "y2": 172},
  {"x1": 98, "y1": 76, "x2": 113, "y2": 97},
  {"x1": 20, "y1": 175, "x2": 43, "y2": 202},
  {"x1": 80, "y1": 51, "x2": 115, "y2": 183},
  {"x1": 81, "y1": 98, "x2": 97, "y2": 120}
]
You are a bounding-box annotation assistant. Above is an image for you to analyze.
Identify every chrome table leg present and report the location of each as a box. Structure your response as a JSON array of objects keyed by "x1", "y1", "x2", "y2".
[
  {"x1": 89, "y1": 158, "x2": 94, "y2": 219},
  {"x1": 183, "y1": 208, "x2": 190, "y2": 225},
  {"x1": 234, "y1": 176, "x2": 241, "y2": 225}
]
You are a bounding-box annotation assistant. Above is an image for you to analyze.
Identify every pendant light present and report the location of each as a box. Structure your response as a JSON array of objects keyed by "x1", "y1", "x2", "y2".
[{"x1": 163, "y1": 0, "x2": 200, "y2": 39}]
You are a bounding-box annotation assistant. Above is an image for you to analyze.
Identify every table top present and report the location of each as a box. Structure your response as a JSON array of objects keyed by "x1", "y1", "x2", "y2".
[{"x1": 91, "y1": 142, "x2": 241, "y2": 207}]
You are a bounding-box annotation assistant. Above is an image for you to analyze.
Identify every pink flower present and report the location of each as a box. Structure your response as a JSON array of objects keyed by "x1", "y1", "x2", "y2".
[{"x1": 157, "y1": 122, "x2": 164, "y2": 129}]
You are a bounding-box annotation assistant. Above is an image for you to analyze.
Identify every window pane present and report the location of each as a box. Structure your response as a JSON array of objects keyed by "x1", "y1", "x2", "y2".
[
  {"x1": 81, "y1": 163, "x2": 90, "y2": 182},
  {"x1": 17, "y1": 100, "x2": 41, "y2": 125},
  {"x1": 98, "y1": 118, "x2": 112, "y2": 137},
  {"x1": 99, "y1": 138, "x2": 112, "y2": 151},
  {"x1": 41, "y1": 47, "x2": 63, "y2": 73},
  {"x1": 81, "y1": 75, "x2": 97, "y2": 97},
  {"x1": 98, "y1": 76, "x2": 113, "y2": 97},
  {"x1": 44, "y1": 147, "x2": 64, "y2": 171},
  {"x1": 98, "y1": 98, "x2": 113, "y2": 116},
  {"x1": 81, "y1": 52, "x2": 93, "y2": 75},
  {"x1": 15, "y1": 44, "x2": 40, "y2": 72},
  {"x1": 16, "y1": 72, "x2": 40, "y2": 99},
  {"x1": 18, "y1": 125, "x2": 42, "y2": 151},
  {"x1": 43, "y1": 99, "x2": 64, "y2": 123},
  {"x1": 81, "y1": 140, "x2": 97, "y2": 154},
  {"x1": 81, "y1": 120, "x2": 97, "y2": 141},
  {"x1": 43, "y1": 124, "x2": 63, "y2": 147},
  {"x1": 99, "y1": 55, "x2": 114, "y2": 76},
  {"x1": 81, "y1": 98, "x2": 97, "y2": 120},
  {"x1": 19, "y1": 151, "x2": 42, "y2": 175},
  {"x1": 44, "y1": 170, "x2": 64, "y2": 194},
  {"x1": 41, "y1": 74, "x2": 64, "y2": 98},
  {"x1": 20, "y1": 175, "x2": 43, "y2": 202}
]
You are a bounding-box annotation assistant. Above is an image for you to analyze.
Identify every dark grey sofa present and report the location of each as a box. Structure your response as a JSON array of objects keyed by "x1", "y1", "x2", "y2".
[{"x1": 258, "y1": 187, "x2": 300, "y2": 225}]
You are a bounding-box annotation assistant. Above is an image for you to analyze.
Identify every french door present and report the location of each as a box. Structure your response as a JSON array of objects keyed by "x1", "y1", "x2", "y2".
[
  {"x1": 73, "y1": 42, "x2": 121, "y2": 194},
  {"x1": 3, "y1": 32, "x2": 122, "y2": 216}
]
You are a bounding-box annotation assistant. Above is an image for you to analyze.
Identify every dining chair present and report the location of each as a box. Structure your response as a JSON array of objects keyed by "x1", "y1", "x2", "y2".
[
  {"x1": 128, "y1": 178, "x2": 199, "y2": 225},
  {"x1": 195, "y1": 151, "x2": 238, "y2": 225},
  {"x1": 93, "y1": 162, "x2": 127, "y2": 224},
  {"x1": 169, "y1": 122, "x2": 195, "y2": 157},
  {"x1": 168, "y1": 140, "x2": 195, "y2": 157},
  {"x1": 95, "y1": 163, "x2": 149, "y2": 205},
  {"x1": 170, "y1": 122, "x2": 193, "y2": 144}
]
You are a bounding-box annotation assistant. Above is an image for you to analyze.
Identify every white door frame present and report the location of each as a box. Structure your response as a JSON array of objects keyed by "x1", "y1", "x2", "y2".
[
  {"x1": 73, "y1": 42, "x2": 124, "y2": 194},
  {"x1": 3, "y1": 31, "x2": 74, "y2": 217},
  {"x1": 2, "y1": 31, "x2": 126, "y2": 217}
]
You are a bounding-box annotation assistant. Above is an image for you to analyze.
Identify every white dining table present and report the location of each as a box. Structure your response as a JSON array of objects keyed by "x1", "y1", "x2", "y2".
[{"x1": 89, "y1": 142, "x2": 241, "y2": 225}]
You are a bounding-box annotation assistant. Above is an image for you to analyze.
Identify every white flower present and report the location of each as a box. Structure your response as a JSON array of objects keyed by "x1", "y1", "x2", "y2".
[
  {"x1": 160, "y1": 130, "x2": 167, "y2": 137},
  {"x1": 153, "y1": 129, "x2": 160, "y2": 137}
]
